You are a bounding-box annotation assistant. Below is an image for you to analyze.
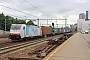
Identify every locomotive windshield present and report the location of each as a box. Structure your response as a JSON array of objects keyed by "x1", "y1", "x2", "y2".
[{"x1": 11, "y1": 24, "x2": 21, "y2": 30}]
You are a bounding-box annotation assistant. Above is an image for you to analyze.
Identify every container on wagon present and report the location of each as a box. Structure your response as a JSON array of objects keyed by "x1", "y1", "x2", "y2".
[
  {"x1": 53, "y1": 28, "x2": 62, "y2": 34},
  {"x1": 41, "y1": 26, "x2": 52, "y2": 36},
  {"x1": 61, "y1": 28, "x2": 64, "y2": 33},
  {"x1": 64, "y1": 28, "x2": 69, "y2": 32}
]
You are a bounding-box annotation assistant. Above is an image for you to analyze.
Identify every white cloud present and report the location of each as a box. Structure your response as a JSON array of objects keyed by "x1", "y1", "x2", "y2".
[
  {"x1": 77, "y1": 0, "x2": 88, "y2": 3},
  {"x1": 0, "y1": 0, "x2": 90, "y2": 27},
  {"x1": 0, "y1": 2, "x2": 3, "y2": 5}
]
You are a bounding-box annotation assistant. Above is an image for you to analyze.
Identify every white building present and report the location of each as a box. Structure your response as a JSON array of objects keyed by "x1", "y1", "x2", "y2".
[{"x1": 77, "y1": 19, "x2": 90, "y2": 31}]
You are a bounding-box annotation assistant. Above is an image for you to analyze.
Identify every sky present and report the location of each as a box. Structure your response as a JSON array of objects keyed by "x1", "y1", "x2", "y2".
[{"x1": 0, "y1": 0, "x2": 90, "y2": 27}]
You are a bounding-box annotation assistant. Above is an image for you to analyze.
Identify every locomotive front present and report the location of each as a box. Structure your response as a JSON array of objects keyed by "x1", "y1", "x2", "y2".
[{"x1": 9, "y1": 24, "x2": 26, "y2": 41}]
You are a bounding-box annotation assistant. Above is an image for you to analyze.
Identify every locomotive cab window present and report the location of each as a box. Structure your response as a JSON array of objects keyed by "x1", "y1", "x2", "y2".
[{"x1": 11, "y1": 25, "x2": 21, "y2": 30}]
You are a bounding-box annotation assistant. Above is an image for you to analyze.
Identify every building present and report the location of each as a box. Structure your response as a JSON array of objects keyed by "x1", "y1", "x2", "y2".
[
  {"x1": 77, "y1": 19, "x2": 90, "y2": 32},
  {"x1": 85, "y1": 11, "x2": 89, "y2": 21},
  {"x1": 79, "y1": 13, "x2": 85, "y2": 19}
]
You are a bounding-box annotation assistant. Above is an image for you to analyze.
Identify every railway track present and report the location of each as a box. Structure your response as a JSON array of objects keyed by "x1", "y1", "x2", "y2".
[
  {"x1": 0, "y1": 39, "x2": 48, "y2": 55},
  {"x1": 0, "y1": 35, "x2": 62, "y2": 55},
  {"x1": 0, "y1": 35, "x2": 62, "y2": 48},
  {"x1": 0, "y1": 33, "x2": 74, "y2": 60}
]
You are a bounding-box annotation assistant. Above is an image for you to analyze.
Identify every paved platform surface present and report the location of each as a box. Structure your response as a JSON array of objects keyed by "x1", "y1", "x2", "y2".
[{"x1": 43, "y1": 33, "x2": 90, "y2": 60}]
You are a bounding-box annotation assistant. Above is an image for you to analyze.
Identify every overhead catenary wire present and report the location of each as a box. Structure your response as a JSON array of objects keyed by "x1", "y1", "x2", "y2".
[
  {"x1": 0, "y1": 3, "x2": 67, "y2": 27},
  {"x1": 23, "y1": 0, "x2": 38, "y2": 9},
  {"x1": 7, "y1": 15, "x2": 25, "y2": 19},
  {"x1": 0, "y1": 4, "x2": 39, "y2": 18},
  {"x1": 0, "y1": 12, "x2": 27, "y2": 19},
  {"x1": 23, "y1": 0, "x2": 49, "y2": 16}
]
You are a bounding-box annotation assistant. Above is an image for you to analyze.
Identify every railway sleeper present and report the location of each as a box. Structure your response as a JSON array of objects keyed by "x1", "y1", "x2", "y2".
[
  {"x1": 36, "y1": 45, "x2": 57, "y2": 58},
  {"x1": 8, "y1": 57, "x2": 42, "y2": 60},
  {"x1": 48, "y1": 38, "x2": 65, "y2": 45},
  {"x1": 28, "y1": 47, "x2": 46, "y2": 55},
  {"x1": 8, "y1": 33, "x2": 73, "y2": 60}
]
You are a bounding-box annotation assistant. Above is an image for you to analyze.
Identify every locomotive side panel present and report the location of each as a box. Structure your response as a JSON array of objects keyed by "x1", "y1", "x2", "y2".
[
  {"x1": 30, "y1": 25, "x2": 42, "y2": 37},
  {"x1": 26, "y1": 26, "x2": 31, "y2": 37}
]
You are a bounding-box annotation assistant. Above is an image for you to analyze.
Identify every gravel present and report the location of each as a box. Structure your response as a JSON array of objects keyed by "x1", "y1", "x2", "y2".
[{"x1": 0, "y1": 42, "x2": 48, "y2": 60}]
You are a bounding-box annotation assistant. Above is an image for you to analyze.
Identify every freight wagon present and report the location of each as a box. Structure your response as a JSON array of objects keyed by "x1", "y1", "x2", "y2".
[
  {"x1": 9, "y1": 24, "x2": 42, "y2": 41},
  {"x1": 52, "y1": 28, "x2": 62, "y2": 35},
  {"x1": 52, "y1": 27, "x2": 71, "y2": 34},
  {"x1": 41, "y1": 26, "x2": 52, "y2": 37},
  {"x1": 64, "y1": 28, "x2": 69, "y2": 32}
]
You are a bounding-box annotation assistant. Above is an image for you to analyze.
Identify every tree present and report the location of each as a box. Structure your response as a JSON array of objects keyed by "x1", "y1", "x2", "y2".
[
  {"x1": 0, "y1": 13, "x2": 5, "y2": 30},
  {"x1": 26, "y1": 20, "x2": 34, "y2": 25},
  {"x1": 0, "y1": 13, "x2": 34, "y2": 31},
  {"x1": 75, "y1": 27, "x2": 77, "y2": 32},
  {"x1": 14, "y1": 18, "x2": 26, "y2": 24},
  {"x1": 5, "y1": 15, "x2": 15, "y2": 31},
  {"x1": 18, "y1": 19, "x2": 26, "y2": 24}
]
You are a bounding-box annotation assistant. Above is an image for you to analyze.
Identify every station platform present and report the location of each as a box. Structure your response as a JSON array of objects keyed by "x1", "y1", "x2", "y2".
[{"x1": 43, "y1": 33, "x2": 90, "y2": 60}]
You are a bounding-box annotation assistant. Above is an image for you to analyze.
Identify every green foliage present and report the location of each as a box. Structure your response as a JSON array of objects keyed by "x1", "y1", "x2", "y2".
[
  {"x1": 26, "y1": 20, "x2": 34, "y2": 25},
  {"x1": 18, "y1": 19, "x2": 26, "y2": 24},
  {"x1": 75, "y1": 27, "x2": 77, "y2": 32},
  {"x1": 0, "y1": 13, "x2": 5, "y2": 30},
  {"x1": 0, "y1": 13, "x2": 30, "y2": 31},
  {"x1": 5, "y1": 16, "x2": 12, "y2": 31},
  {"x1": 49, "y1": 26, "x2": 52, "y2": 28}
]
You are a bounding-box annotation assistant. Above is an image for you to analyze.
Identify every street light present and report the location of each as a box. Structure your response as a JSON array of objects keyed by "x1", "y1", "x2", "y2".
[
  {"x1": 5, "y1": 18, "x2": 6, "y2": 35},
  {"x1": 65, "y1": 18, "x2": 67, "y2": 28},
  {"x1": 47, "y1": 19, "x2": 48, "y2": 26}
]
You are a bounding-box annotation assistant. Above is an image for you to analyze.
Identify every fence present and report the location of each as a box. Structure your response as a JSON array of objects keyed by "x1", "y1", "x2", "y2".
[{"x1": 0, "y1": 30, "x2": 10, "y2": 35}]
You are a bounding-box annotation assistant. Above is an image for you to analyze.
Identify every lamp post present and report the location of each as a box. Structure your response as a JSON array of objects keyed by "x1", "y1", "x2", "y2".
[
  {"x1": 25, "y1": 16, "x2": 27, "y2": 23},
  {"x1": 47, "y1": 19, "x2": 48, "y2": 26},
  {"x1": 37, "y1": 18, "x2": 39, "y2": 26},
  {"x1": 5, "y1": 19, "x2": 6, "y2": 35},
  {"x1": 65, "y1": 18, "x2": 67, "y2": 28}
]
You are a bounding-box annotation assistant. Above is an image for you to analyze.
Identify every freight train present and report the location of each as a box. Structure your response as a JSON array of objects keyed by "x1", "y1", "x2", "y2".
[{"x1": 9, "y1": 24, "x2": 70, "y2": 41}]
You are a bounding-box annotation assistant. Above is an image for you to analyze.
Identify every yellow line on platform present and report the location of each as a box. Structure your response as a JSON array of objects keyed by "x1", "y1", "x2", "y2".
[{"x1": 46, "y1": 33, "x2": 75, "y2": 60}]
